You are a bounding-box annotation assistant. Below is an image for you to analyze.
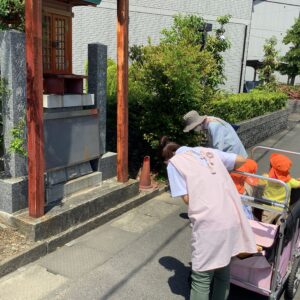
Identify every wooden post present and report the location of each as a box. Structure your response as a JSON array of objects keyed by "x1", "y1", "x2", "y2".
[
  {"x1": 25, "y1": 0, "x2": 45, "y2": 217},
  {"x1": 117, "y1": 0, "x2": 129, "y2": 182}
]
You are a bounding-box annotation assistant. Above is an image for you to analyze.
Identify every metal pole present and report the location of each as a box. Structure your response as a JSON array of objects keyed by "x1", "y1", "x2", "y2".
[
  {"x1": 117, "y1": 0, "x2": 129, "y2": 182},
  {"x1": 25, "y1": 0, "x2": 45, "y2": 217}
]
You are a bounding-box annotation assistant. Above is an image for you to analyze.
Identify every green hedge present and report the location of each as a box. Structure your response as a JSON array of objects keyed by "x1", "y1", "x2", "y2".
[{"x1": 207, "y1": 91, "x2": 288, "y2": 124}]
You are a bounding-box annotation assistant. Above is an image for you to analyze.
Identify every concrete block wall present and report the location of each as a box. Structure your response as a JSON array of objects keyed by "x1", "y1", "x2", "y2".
[
  {"x1": 73, "y1": 0, "x2": 253, "y2": 93},
  {"x1": 237, "y1": 109, "x2": 289, "y2": 148}
]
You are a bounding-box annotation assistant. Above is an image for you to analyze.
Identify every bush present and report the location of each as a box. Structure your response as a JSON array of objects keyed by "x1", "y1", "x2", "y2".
[
  {"x1": 105, "y1": 15, "x2": 288, "y2": 176},
  {"x1": 207, "y1": 90, "x2": 288, "y2": 123},
  {"x1": 130, "y1": 43, "x2": 217, "y2": 149},
  {"x1": 127, "y1": 14, "x2": 232, "y2": 152},
  {"x1": 0, "y1": 0, "x2": 24, "y2": 31}
]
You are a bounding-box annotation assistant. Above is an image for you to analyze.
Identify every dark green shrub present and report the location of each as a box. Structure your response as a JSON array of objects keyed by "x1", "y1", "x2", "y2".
[
  {"x1": 127, "y1": 14, "x2": 232, "y2": 152},
  {"x1": 0, "y1": 0, "x2": 25, "y2": 31},
  {"x1": 106, "y1": 15, "x2": 287, "y2": 176}
]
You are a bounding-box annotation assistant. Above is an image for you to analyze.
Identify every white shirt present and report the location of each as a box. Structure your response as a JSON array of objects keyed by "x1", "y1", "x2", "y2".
[{"x1": 167, "y1": 146, "x2": 237, "y2": 197}]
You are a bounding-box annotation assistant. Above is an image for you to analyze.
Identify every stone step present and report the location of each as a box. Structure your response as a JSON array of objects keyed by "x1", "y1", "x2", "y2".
[
  {"x1": 0, "y1": 185, "x2": 166, "y2": 278},
  {"x1": 11, "y1": 178, "x2": 143, "y2": 241},
  {"x1": 46, "y1": 171, "x2": 102, "y2": 203}
]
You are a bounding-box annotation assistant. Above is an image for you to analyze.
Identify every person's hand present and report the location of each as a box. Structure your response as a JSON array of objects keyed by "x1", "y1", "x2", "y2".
[
  {"x1": 181, "y1": 195, "x2": 189, "y2": 205},
  {"x1": 234, "y1": 155, "x2": 247, "y2": 169}
]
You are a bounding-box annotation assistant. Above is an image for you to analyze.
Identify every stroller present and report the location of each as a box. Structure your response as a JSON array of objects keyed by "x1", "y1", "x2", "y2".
[{"x1": 230, "y1": 146, "x2": 300, "y2": 300}]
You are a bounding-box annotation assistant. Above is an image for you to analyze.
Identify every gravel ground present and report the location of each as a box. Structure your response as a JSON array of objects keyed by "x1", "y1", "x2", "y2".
[{"x1": 0, "y1": 223, "x2": 34, "y2": 262}]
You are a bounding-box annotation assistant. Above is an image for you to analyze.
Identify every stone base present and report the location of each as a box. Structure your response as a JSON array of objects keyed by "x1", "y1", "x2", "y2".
[
  {"x1": 99, "y1": 152, "x2": 117, "y2": 180},
  {"x1": 0, "y1": 152, "x2": 116, "y2": 213},
  {"x1": 11, "y1": 178, "x2": 142, "y2": 241},
  {"x1": 46, "y1": 172, "x2": 102, "y2": 203},
  {"x1": 0, "y1": 177, "x2": 27, "y2": 213}
]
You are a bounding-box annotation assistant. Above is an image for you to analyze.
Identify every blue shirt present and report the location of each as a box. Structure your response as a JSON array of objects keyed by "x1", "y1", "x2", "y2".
[{"x1": 206, "y1": 118, "x2": 248, "y2": 157}]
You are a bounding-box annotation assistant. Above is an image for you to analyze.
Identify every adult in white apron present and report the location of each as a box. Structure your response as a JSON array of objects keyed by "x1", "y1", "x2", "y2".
[{"x1": 162, "y1": 141, "x2": 257, "y2": 300}]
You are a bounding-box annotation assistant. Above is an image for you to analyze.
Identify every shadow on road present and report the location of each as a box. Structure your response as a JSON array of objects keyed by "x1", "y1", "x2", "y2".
[
  {"x1": 159, "y1": 256, "x2": 191, "y2": 300},
  {"x1": 179, "y1": 212, "x2": 189, "y2": 220},
  {"x1": 158, "y1": 256, "x2": 269, "y2": 300}
]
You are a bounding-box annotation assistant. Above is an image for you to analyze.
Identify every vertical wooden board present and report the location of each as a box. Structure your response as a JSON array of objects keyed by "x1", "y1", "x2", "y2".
[
  {"x1": 26, "y1": 0, "x2": 45, "y2": 217},
  {"x1": 117, "y1": 0, "x2": 129, "y2": 183}
]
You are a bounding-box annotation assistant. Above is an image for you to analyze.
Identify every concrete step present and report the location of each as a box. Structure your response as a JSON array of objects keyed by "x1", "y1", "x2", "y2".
[
  {"x1": 46, "y1": 171, "x2": 102, "y2": 203},
  {"x1": 0, "y1": 183, "x2": 166, "y2": 278},
  {"x1": 10, "y1": 178, "x2": 144, "y2": 241}
]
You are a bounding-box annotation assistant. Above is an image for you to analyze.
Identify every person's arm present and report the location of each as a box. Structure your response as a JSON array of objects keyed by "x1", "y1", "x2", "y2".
[
  {"x1": 181, "y1": 195, "x2": 189, "y2": 205},
  {"x1": 167, "y1": 162, "x2": 189, "y2": 200},
  {"x1": 214, "y1": 149, "x2": 246, "y2": 171}
]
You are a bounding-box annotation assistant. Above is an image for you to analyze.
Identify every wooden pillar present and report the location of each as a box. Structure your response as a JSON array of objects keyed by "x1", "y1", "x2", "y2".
[
  {"x1": 25, "y1": 0, "x2": 45, "y2": 217},
  {"x1": 117, "y1": 0, "x2": 129, "y2": 182}
]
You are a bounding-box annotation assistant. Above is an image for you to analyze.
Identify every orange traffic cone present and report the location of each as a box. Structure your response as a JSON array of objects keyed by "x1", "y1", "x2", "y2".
[{"x1": 139, "y1": 156, "x2": 153, "y2": 190}]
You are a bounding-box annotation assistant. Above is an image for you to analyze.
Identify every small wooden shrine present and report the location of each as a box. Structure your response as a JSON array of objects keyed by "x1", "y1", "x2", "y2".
[
  {"x1": 42, "y1": 0, "x2": 101, "y2": 94},
  {"x1": 26, "y1": 0, "x2": 129, "y2": 217}
]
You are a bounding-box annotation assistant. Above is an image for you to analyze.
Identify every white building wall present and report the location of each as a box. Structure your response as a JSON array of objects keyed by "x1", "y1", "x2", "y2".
[
  {"x1": 246, "y1": 0, "x2": 300, "y2": 83},
  {"x1": 73, "y1": 0, "x2": 253, "y2": 93}
]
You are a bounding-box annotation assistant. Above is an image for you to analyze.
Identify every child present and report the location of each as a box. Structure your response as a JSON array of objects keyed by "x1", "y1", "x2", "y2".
[
  {"x1": 230, "y1": 159, "x2": 258, "y2": 219},
  {"x1": 262, "y1": 153, "x2": 300, "y2": 224}
]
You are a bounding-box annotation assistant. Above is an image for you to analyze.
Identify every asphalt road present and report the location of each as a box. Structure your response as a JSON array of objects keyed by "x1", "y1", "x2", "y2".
[
  {"x1": 0, "y1": 192, "x2": 299, "y2": 300},
  {"x1": 0, "y1": 123, "x2": 300, "y2": 300}
]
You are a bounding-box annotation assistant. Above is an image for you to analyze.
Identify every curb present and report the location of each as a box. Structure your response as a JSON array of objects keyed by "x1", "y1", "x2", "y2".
[{"x1": 0, "y1": 186, "x2": 168, "y2": 279}]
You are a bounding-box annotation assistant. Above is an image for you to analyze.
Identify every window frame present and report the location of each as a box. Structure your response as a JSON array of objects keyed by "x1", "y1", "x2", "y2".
[{"x1": 42, "y1": 11, "x2": 72, "y2": 75}]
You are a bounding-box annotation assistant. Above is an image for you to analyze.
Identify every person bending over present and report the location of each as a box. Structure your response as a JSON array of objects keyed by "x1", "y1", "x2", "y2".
[
  {"x1": 161, "y1": 137, "x2": 256, "y2": 300},
  {"x1": 183, "y1": 110, "x2": 247, "y2": 157}
]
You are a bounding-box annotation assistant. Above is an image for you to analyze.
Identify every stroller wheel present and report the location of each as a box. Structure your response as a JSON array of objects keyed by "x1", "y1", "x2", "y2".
[{"x1": 285, "y1": 257, "x2": 300, "y2": 300}]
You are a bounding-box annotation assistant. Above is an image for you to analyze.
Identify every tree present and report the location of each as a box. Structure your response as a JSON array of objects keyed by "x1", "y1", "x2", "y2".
[
  {"x1": 259, "y1": 37, "x2": 278, "y2": 89},
  {"x1": 279, "y1": 17, "x2": 300, "y2": 85},
  {"x1": 0, "y1": 0, "x2": 24, "y2": 31},
  {"x1": 107, "y1": 15, "x2": 232, "y2": 175},
  {"x1": 161, "y1": 14, "x2": 231, "y2": 90},
  {"x1": 128, "y1": 14, "x2": 232, "y2": 149},
  {"x1": 205, "y1": 15, "x2": 231, "y2": 88}
]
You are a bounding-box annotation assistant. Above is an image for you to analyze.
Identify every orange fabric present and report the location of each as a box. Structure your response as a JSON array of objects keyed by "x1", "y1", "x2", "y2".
[
  {"x1": 231, "y1": 159, "x2": 258, "y2": 194},
  {"x1": 269, "y1": 153, "x2": 292, "y2": 183}
]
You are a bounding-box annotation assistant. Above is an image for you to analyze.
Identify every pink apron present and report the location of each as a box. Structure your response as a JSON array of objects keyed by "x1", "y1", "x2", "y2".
[{"x1": 170, "y1": 148, "x2": 257, "y2": 272}]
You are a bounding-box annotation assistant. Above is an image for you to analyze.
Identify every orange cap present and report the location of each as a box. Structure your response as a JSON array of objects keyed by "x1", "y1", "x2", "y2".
[
  {"x1": 231, "y1": 159, "x2": 258, "y2": 193},
  {"x1": 269, "y1": 153, "x2": 292, "y2": 182}
]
